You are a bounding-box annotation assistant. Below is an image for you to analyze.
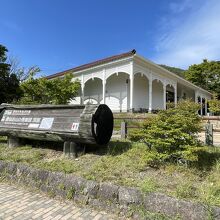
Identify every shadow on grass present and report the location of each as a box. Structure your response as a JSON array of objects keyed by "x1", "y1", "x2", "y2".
[
  {"x1": 25, "y1": 138, "x2": 133, "y2": 157},
  {"x1": 0, "y1": 136, "x2": 7, "y2": 144},
  {"x1": 86, "y1": 140, "x2": 132, "y2": 156},
  {"x1": 23, "y1": 139, "x2": 64, "y2": 152},
  {"x1": 195, "y1": 148, "x2": 220, "y2": 170},
  {"x1": 1, "y1": 136, "x2": 132, "y2": 157}
]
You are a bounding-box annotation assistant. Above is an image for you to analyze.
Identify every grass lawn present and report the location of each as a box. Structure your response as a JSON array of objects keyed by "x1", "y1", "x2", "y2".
[{"x1": 0, "y1": 136, "x2": 220, "y2": 207}]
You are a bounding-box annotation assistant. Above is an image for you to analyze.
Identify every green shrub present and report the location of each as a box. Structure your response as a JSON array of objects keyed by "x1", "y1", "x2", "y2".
[
  {"x1": 208, "y1": 99, "x2": 220, "y2": 115},
  {"x1": 66, "y1": 187, "x2": 75, "y2": 200},
  {"x1": 130, "y1": 100, "x2": 202, "y2": 163}
]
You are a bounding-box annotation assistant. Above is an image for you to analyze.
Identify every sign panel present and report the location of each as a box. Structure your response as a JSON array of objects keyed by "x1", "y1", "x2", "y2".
[
  {"x1": 0, "y1": 107, "x2": 84, "y2": 133},
  {"x1": 71, "y1": 122, "x2": 79, "y2": 131},
  {"x1": 39, "y1": 118, "x2": 54, "y2": 129}
]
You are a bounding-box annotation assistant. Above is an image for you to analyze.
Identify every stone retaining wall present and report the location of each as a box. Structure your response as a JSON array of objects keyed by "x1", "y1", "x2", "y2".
[
  {"x1": 0, "y1": 160, "x2": 219, "y2": 220},
  {"x1": 203, "y1": 119, "x2": 220, "y2": 129}
]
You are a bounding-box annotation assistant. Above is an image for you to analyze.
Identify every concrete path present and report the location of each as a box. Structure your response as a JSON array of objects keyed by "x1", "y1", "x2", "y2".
[{"x1": 0, "y1": 183, "x2": 117, "y2": 220}]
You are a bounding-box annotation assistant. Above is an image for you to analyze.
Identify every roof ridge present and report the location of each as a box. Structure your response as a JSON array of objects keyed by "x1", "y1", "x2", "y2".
[{"x1": 46, "y1": 49, "x2": 136, "y2": 79}]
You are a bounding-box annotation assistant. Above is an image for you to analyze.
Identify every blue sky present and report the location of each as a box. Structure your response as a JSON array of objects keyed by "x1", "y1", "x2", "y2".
[{"x1": 1, "y1": 0, "x2": 220, "y2": 75}]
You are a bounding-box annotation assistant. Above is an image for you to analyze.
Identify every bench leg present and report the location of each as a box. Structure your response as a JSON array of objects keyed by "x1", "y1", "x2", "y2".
[
  {"x1": 70, "y1": 142, "x2": 77, "y2": 159},
  {"x1": 63, "y1": 141, "x2": 70, "y2": 156},
  {"x1": 8, "y1": 136, "x2": 20, "y2": 148}
]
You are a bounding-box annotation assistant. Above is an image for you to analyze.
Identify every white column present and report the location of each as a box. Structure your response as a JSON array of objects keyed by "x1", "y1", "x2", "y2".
[
  {"x1": 200, "y1": 96, "x2": 203, "y2": 116},
  {"x1": 148, "y1": 77, "x2": 152, "y2": 113},
  {"x1": 81, "y1": 75, "x2": 84, "y2": 105},
  {"x1": 195, "y1": 92, "x2": 198, "y2": 103},
  {"x1": 81, "y1": 84, "x2": 84, "y2": 105},
  {"x1": 163, "y1": 83, "x2": 166, "y2": 110},
  {"x1": 129, "y1": 62, "x2": 134, "y2": 112},
  {"x1": 174, "y1": 84, "x2": 177, "y2": 106},
  {"x1": 195, "y1": 91, "x2": 198, "y2": 103},
  {"x1": 102, "y1": 80, "x2": 106, "y2": 104},
  {"x1": 102, "y1": 69, "x2": 106, "y2": 104},
  {"x1": 205, "y1": 98, "x2": 208, "y2": 115}
]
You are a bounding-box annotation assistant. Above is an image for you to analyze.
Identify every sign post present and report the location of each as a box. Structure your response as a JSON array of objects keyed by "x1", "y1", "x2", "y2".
[{"x1": 205, "y1": 114, "x2": 213, "y2": 146}]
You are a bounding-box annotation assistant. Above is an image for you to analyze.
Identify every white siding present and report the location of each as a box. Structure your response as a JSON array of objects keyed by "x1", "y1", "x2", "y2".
[
  {"x1": 177, "y1": 83, "x2": 195, "y2": 101},
  {"x1": 133, "y1": 73, "x2": 149, "y2": 110},
  {"x1": 69, "y1": 96, "x2": 81, "y2": 104},
  {"x1": 84, "y1": 78, "x2": 102, "y2": 104},
  {"x1": 152, "y1": 80, "x2": 164, "y2": 110},
  {"x1": 105, "y1": 73, "x2": 129, "y2": 112},
  {"x1": 67, "y1": 56, "x2": 211, "y2": 113}
]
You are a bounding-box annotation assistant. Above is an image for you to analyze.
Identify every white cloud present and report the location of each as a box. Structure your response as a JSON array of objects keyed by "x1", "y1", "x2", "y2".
[
  {"x1": 169, "y1": 0, "x2": 192, "y2": 14},
  {"x1": 153, "y1": 0, "x2": 220, "y2": 69}
]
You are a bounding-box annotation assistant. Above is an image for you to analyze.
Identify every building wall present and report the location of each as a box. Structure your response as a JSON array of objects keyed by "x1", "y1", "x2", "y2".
[
  {"x1": 152, "y1": 80, "x2": 164, "y2": 110},
  {"x1": 177, "y1": 83, "x2": 195, "y2": 101},
  {"x1": 105, "y1": 73, "x2": 129, "y2": 112},
  {"x1": 84, "y1": 78, "x2": 102, "y2": 104},
  {"x1": 133, "y1": 73, "x2": 149, "y2": 110},
  {"x1": 69, "y1": 74, "x2": 129, "y2": 112},
  {"x1": 69, "y1": 58, "x2": 211, "y2": 113},
  {"x1": 71, "y1": 74, "x2": 166, "y2": 111}
]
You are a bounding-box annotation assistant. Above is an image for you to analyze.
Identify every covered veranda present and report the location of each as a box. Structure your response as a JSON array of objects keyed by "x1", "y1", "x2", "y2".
[{"x1": 79, "y1": 70, "x2": 209, "y2": 115}]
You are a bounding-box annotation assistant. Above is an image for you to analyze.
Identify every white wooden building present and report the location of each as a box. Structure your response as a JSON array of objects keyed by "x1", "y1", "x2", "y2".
[{"x1": 47, "y1": 50, "x2": 212, "y2": 115}]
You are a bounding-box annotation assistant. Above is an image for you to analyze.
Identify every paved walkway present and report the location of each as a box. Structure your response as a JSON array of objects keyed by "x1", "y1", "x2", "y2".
[{"x1": 0, "y1": 183, "x2": 117, "y2": 220}]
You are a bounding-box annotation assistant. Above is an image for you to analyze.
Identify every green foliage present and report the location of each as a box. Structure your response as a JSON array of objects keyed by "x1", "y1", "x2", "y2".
[
  {"x1": 175, "y1": 181, "x2": 198, "y2": 199},
  {"x1": 107, "y1": 140, "x2": 132, "y2": 155},
  {"x1": 130, "y1": 100, "x2": 202, "y2": 162},
  {"x1": 58, "y1": 183, "x2": 66, "y2": 190},
  {"x1": 196, "y1": 146, "x2": 220, "y2": 170},
  {"x1": 185, "y1": 59, "x2": 220, "y2": 99},
  {"x1": 66, "y1": 187, "x2": 75, "y2": 200},
  {"x1": 208, "y1": 95, "x2": 220, "y2": 114},
  {"x1": 0, "y1": 144, "x2": 45, "y2": 164},
  {"x1": 0, "y1": 44, "x2": 21, "y2": 104},
  {"x1": 130, "y1": 205, "x2": 171, "y2": 220},
  {"x1": 35, "y1": 159, "x2": 79, "y2": 174},
  {"x1": 48, "y1": 190, "x2": 56, "y2": 198},
  {"x1": 140, "y1": 177, "x2": 159, "y2": 194},
  {"x1": 199, "y1": 159, "x2": 220, "y2": 206},
  {"x1": 8, "y1": 55, "x2": 41, "y2": 82},
  {"x1": 18, "y1": 73, "x2": 80, "y2": 104},
  {"x1": 0, "y1": 137, "x2": 220, "y2": 206},
  {"x1": 82, "y1": 142, "x2": 165, "y2": 185},
  {"x1": 160, "y1": 64, "x2": 185, "y2": 78}
]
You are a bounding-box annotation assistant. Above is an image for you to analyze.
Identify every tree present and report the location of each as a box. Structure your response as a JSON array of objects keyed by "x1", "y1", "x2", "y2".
[
  {"x1": 130, "y1": 100, "x2": 202, "y2": 163},
  {"x1": 19, "y1": 73, "x2": 81, "y2": 104},
  {"x1": 8, "y1": 55, "x2": 40, "y2": 82},
  {"x1": 0, "y1": 45, "x2": 21, "y2": 104},
  {"x1": 208, "y1": 94, "x2": 220, "y2": 115},
  {"x1": 185, "y1": 59, "x2": 220, "y2": 99}
]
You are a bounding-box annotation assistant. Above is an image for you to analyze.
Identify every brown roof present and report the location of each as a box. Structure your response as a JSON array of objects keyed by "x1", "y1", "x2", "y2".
[{"x1": 46, "y1": 49, "x2": 136, "y2": 79}]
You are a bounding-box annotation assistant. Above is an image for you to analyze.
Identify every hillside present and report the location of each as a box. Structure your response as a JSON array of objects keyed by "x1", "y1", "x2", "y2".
[{"x1": 159, "y1": 64, "x2": 186, "y2": 78}]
